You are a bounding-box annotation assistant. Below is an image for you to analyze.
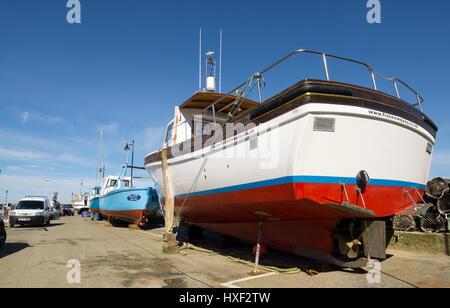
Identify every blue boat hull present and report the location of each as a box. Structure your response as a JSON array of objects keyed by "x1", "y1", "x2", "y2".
[
  {"x1": 89, "y1": 197, "x2": 101, "y2": 215},
  {"x1": 93, "y1": 187, "x2": 159, "y2": 225}
]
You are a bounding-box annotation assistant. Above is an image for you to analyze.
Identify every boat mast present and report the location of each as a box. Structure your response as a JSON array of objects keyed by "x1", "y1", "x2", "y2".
[
  {"x1": 96, "y1": 128, "x2": 103, "y2": 187},
  {"x1": 219, "y1": 28, "x2": 222, "y2": 93}
]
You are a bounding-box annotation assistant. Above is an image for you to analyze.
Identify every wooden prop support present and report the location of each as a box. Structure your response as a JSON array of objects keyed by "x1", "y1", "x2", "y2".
[{"x1": 161, "y1": 149, "x2": 177, "y2": 253}]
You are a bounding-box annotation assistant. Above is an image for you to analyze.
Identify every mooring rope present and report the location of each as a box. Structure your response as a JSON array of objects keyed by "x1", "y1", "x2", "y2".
[{"x1": 179, "y1": 242, "x2": 302, "y2": 274}]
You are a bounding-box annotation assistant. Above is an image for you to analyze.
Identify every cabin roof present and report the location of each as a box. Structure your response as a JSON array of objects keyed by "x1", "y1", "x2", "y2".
[{"x1": 179, "y1": 92, "x2": 258, "y2": 115}]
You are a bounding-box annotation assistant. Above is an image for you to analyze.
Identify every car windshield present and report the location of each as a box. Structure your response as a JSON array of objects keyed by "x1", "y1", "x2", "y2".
[{"x1": 16, "y1": 201, "x2": 44, "y2": 210}]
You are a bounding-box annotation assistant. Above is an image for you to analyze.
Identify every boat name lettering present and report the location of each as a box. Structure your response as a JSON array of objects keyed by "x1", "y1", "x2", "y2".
[
  {"x1": 127, "y1": 194, "x2": 141, "y2": 201},
  {"x1": 368, "y1": 110, "x2": 418, "y2": 129}
]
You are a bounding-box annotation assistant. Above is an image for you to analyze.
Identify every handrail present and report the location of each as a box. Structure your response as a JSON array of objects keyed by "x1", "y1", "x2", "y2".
[{"x1": 200, "y1": 48, "x2": 425, "y2": 116}]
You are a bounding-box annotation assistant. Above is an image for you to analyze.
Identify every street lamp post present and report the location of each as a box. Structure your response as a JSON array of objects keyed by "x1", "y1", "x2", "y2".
[
  {"x1": 123, "y1": 140, "x2": 135, "y2": 187},
  {"x1": 123, "y1": 143, "x2": 130, "y2": 177},
  {"x1": 130, "y1": 140, "x2": 135, "y2": 188}
]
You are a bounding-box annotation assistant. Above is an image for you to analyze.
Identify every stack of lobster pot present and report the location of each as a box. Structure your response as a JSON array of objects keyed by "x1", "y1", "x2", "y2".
[
  {"x1": 393, "y1": 178, "x2": 449, "y2": 233},
  {"x1": 437, "y1": 180, "x2": 450, "y2": 217},
  {"x1": 421, "y1": 178, "x2": 449, "y2": 233}
]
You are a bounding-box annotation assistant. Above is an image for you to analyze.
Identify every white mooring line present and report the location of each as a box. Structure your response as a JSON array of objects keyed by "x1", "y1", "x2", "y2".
[
  {"x1": 136, "y1": 230, "x2": 163, "y2": 238},
  {"x1": 136, "y1": 229, "x2": 278, "y2": 288},
  {"x1": 221, "y1": 272, "x2": 278, "y2": 288}
]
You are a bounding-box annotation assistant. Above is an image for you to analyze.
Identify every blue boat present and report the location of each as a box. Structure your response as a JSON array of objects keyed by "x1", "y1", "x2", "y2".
[
  {"x1": 89, "y1": 164, "x2": 159, "y2": 227},
  {"x1": 89, "y1": 186, "x2": 101, "y2": 216}
]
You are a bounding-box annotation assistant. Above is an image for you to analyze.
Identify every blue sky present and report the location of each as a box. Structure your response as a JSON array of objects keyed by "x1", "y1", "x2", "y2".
[{"x1": 0, "y1": 0, "x2": 449, "y2": 203}]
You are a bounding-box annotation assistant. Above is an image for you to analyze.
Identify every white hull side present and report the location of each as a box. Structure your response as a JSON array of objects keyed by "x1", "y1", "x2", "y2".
[{"x1": 146, "y1": 103, "x2": 434, "y2": 202}]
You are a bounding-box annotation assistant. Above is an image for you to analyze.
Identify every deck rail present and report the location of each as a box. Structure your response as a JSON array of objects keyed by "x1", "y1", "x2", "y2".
[{"x1": 201, "y1": 48, "x2": 425, "y2": 121}]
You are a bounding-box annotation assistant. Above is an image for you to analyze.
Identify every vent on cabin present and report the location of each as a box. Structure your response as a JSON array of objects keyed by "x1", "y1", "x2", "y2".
[{"x1": 313, "y1": 117, "x2": 335, "y2": 132}]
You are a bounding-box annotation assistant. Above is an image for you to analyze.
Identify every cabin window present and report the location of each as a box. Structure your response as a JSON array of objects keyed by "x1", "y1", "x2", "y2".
[
  {"x1": 108, "y1": 179, "x2": 117, "y2": 187},
  {"x1": 165, "y1": 121, "x2": 174, "y2": 143},
  {"x1": 194, "y1": 120, "x2": 215, "y2": 136},
  {"x1": 123, "y1": 180, "x2": 130, "y2": 187},
  {"x1": 426, "y1": 143, "x2": 433, "y2": 154}
]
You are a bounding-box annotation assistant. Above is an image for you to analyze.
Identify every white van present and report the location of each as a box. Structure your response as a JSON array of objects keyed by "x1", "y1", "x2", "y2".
[
  {"x1": 0, "y1": 214, "x2": 6, "y2": 248},
  {"x1": 9, "y1": 196, "x2": 52, "y2": 228}
]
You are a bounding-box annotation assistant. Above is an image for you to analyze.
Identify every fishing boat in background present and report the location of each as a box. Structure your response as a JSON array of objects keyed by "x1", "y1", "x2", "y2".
[
  {"x1": 88, "y1": 130, "x2": 159, "y2": 226},
  {"x1": 93, "y1": 164, "x2": 160, "y2": 227},
  {"x1": 72, "y1": 180, "x2": 90, "y2": 214},
  {"x1": 145, "y1": 49, "x2": 437, "y2": 267},
  {"x1": 89, "y1": 186, "x2": 102, "y2": 216},
  {"x1": 72, "y1": 193, "x2": 90, "y2": 214}
]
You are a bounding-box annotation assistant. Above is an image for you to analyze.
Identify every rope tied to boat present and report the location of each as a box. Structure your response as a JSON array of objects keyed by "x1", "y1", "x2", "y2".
[
  {"x1": 179, "y1": 242, "x2": 303, "y2": 274},
  {"x1": 179, "y1": 242, "x2": 215, "y2": 254},
  {"x1": 228, "y1": 72, "x2": 265, "y2": 118}
]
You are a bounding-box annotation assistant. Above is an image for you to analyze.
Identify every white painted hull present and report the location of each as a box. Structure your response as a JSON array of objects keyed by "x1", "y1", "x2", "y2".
[{"x1": 146, "y1": 102, "x2": 434, "y2": 218}]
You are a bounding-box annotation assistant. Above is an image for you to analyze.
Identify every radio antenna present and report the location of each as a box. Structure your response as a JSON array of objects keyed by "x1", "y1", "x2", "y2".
[
  {"x1": 219, "y1": 28, "x2": 222, "y2": 93},
  {"x1": 199, "y1": 28, "x2": 202, "y2": 91}
]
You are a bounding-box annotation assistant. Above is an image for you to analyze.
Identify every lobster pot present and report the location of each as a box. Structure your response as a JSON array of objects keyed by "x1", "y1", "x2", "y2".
[
  {"x1": 426, "y1": 177, "x2": 449, "y2": 199},
  {"x1": 393, "y1": 215, "x2": 416, "y2": 232},
  {"x1": 420, "y1": 211, "x2": 446, "y2": 233},
  {"x1": 437, "y1": 191, "x2": 450, "y2": 215}
]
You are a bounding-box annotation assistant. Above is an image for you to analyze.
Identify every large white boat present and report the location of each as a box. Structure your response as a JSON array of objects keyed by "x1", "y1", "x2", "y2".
[
  {"x1": 72, "y1": 180, "x2": 89, "y2": 213},
  {"x1": 72, "y1": 192, "x2": 89, "y2": 213},
  {"x1": 145, "y1": 49, "x2": 437, "y2": 267}
]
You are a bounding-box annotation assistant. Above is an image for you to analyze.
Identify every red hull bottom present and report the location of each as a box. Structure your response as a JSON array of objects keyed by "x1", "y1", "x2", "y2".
[
  {"x1": 90, "y1": 208, "x2": 101, "y2": 215},
  {"x1": 101, "y1": 209, "x2": 156, "y2": 226},
  {"x1": 169, "y1": 182, "x2": 424, "y2": 265},
  {"x1": 195, "y1": 220, "x2": 338, "y2": 254}
]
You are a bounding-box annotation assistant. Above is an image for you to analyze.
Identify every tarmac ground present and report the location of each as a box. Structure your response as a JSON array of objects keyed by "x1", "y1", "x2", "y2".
[{"x1": 0, "y1": 215, "x2": 448, "y2": 288}]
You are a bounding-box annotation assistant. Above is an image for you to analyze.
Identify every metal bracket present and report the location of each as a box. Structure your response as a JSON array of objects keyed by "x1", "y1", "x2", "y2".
[
  {"x1": 355, "y1": 187, "x2": 366, "y2": 208},
  {"x1": 340, "y1": 181, "x2": 350, "y2": 203},
  {"x1": 398, "y1": 188, "x2": 433, "y2": 216}
]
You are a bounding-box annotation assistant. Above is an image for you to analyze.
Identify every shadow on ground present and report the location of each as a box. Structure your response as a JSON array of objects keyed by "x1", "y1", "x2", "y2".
[
  {"x1": 94, "y1": 214, "x2": 165, "y2": 231},
  {"x1": 9, "y1": 222, "x2": 65, "y2": 230},
  {"x1": 176, "y1": 228, "x2": 370, "y2": 276},
  {"x1": 145, "y1": 215, "x2": 165, "y2": 230},
  {"x1": 0, "y1": 242, "x2": 30, "y2": 258}
]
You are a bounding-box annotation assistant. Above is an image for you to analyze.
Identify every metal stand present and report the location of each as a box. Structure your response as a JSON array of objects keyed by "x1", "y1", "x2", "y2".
[{"x1": 249, "y1": 211, "x2": 271, "y2": 276}]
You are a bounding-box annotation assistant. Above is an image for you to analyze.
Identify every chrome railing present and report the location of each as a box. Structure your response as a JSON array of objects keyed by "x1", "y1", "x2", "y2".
[{"x1": 201, "y1": 48, "x2": 425, "y2": 119}]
